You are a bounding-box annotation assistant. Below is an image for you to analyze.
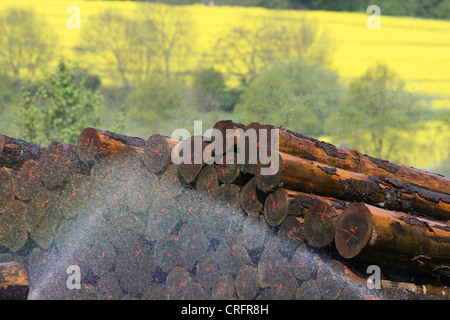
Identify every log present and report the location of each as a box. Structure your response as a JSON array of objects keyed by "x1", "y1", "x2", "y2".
[
  {"x1": 14, "y1": 160, "x2": 42, "y2": 201},
  {"x1": 216, "y1": 237, "x2": 252, "y2": 278},
  {"x1": 176, "y1": 190, "x2": 202, "y2": 224},
  {"x1": 77, "y1": 127, "x2": 145, "y2": 163},
  {"x1": 114, "y1": 241, "x2": 156, "y2": 296},
  {"x1": 0, "y1": 135, "x2": 44, "y2": 170},
  {"x1": 235, "y1": 265, "x2": 260, "y2": 300},
  {"x1": 0, "y1": 199, "x2": 29, "y2": 252},
  {"x1": 303, "y1": 201, "x2": 342, "y2": 248},
  {"x1": 178, "y1": 222, "x2": 209, "y2": 272},
  {"x1": 195, "y1": 165, "x2": 219, "y2": 198},
  {"x1": 241, "y1": 213, "x2": 269, "y2": 253},
  {"x1": 95, "y1": 271, "x2": 124, "y2": 300},
  {"x1": 143, "y1": 134, "x2": 180, "y2": 174},
  {"x1": 255, "y1": 123, "x2": 450, "y2": 195},
  {"x1": 277, "y1": 215, "x2": 304, "y2": 256},
  {"x1": 176, "y1": 136, "x2": 211, "y2": 184},
  {"x1": 211, "y1": 275, "x2": 237, "y2": 300},
  {"x1": 239, "y1": 177, "x2": 266, "y2": 215},
  {"x1": 159, "y1": 163, "x2": 188, "y2": 198},
  {"x1": 153, "y1": 234, "x2": 182, "y2": 273},
  {"x1": 256, "y1": 152, "x2": 450, "y2": 221},
  {"x1": 146, "y1": 202, "x2": 180, "y2": 243},
  {"x1": 212, "y1": 120, "x2": 244, "y2": 155},
  {"x1": 39, "y1": 142, "x2": 82, "y2": 190},
  {"x1": 215, "y1": 152, "x2": 248, "y2": 185},
  {"x1": 123, "y1": 167, "x2": 158, "y2": 214},
  {"x1": 196, "y1": 251, "x2": 221, "y2": 293},
  {"x1": 211, "y1": 183, "x2": 242, "y2": 212},
  {"x1": 0, "y1": 167, "x2": 15, "y2": 211},
  {"x1": 59, "y1": 174, "x2": 90, "y2": 219},
  {"x1": 257, "y1": 243, "x2": 291, "y2": 288},
  {"x1": 335, "y1": 202, "x2": 450, "y2": 276},
  {"x1": 165, "y1": 266, "x2": 192, "y2": 300},
  {"x1": 89, "y1": 236, "x2": 116, "y2": 277},
  {"x1": 0, "y1": 261, "x2": 29, "y2": 300},
  {"x1": 28, "y1": 188, "x2": 61, "y2": 249}
]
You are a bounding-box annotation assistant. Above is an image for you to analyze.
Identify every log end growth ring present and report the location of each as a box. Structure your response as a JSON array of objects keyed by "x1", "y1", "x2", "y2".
[
  {"x1": 335, "y1": 202, "x2": 373, "y2": 259},
  {"x1": 304, "y1": 201, "x2": 338, "y2": 248},
  {"x1": 264, "y1": 188, "x2": 289, "y2": 227}
]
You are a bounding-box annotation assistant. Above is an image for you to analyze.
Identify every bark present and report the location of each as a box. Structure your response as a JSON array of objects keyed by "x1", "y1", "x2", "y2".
[
  {"x1": 0, "y1": 261, "x2": 29, "y2": 300},
  {"x1": 77, "y1": 127, "x2": 145, "y2": 163},
  {"x1": 0, "y1": 135, "x2": 44, "y2": 170},
  {"x1": 270, "y1": 124, "x2": 450, "y2": 195}
]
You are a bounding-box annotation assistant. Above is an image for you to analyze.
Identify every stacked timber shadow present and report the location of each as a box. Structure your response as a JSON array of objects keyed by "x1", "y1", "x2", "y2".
[{"x1": 0, "y1": 122, "x2": 449, "y2": 300}]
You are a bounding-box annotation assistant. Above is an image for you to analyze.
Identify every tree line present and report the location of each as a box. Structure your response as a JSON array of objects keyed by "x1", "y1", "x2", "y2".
[{"x1": 0, "y1": 5, "x2": 449, "y2": 175}]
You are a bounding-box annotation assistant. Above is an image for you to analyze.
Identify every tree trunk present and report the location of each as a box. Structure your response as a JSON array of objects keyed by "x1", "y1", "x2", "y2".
[
  {"x1": 335, "y1": 202, "x2": 450, "y2": 277},
  {"x1": 0, "y1": 135, "x2": 44, "y2": 170},
  {"x1": 256, "y1": 151, "x2": 450, "y2": 221},
  {"x1": 143, "y1": 134, "x2": 180, "y2": 174},
  {"x1": 0, "y1": 199, "x2": 29, "y2": 252},
  {"x1": 0, "y1": 261, "x2": 29, "y2": 300},
  {"x1": 77, "y1": 127, "x2": 145, "y2": 163}
]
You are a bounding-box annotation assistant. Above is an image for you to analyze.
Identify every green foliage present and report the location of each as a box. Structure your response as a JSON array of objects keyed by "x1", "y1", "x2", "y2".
[
  {"x1": 127, "y1": 75, "x2": 187, "y2": 134},
  {"x1": 234, "y1": 57, "x2": 343, "y2": 137},
  {"x1": 18, "y1": 59, "x2": 103, "y2": 145},
  {"x1": 326, "y1": 63, "x2": 425, "y2": 159}
]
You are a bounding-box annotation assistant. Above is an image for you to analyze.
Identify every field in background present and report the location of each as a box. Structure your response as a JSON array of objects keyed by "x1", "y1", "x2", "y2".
[
  {"x1": 1, "y1": 0, "x2": 449, "y2": 172},
  {"x1": 2, "y1": 0, "x2": 449, "y2": 106}
]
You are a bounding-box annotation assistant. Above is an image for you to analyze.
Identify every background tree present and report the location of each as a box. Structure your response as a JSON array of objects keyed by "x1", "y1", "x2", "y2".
[
  {"x1": 207, "y1": 13, "x2": 333, "y2": 86},
  {"x1": 18, "y1": 59, "x2": 104, "y2": 145},
  {"x1": 234, "y1": 57, "x2": 344, "y2": 137},
  {"x1": 81, "y1": 8, "x2": 157, "y2": 89},
  {"x1": 326, "y1": 63, "x2": 425, "y2": 160},
  {"x1": 138, "y1": 3, "x2": 195, "y2": 80},
  {"x1": 0, "y1": 8, "x2": 57, "y2": 83}
]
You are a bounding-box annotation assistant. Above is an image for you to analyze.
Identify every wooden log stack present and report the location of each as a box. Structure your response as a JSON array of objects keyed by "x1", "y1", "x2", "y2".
[{"x1": 0, "y1": 123, "x2": 449, "y2": 300}]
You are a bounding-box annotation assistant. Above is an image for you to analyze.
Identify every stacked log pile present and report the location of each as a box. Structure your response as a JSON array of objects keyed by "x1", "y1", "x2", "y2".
[{"x1": 0, "y1": 122, "x2": 449, "y2": 300}]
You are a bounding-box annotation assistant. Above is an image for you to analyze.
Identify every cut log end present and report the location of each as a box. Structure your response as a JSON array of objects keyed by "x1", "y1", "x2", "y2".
[
  {"x1": 264, "y1": 188, "x2": 289, "y2": 227},
  {"x1": 335, "y1": 203, "x2": 373, "y2": 259},
  {"x1": 304, "y1": 201, "x2": 339, "y2": 248},
  {"x1": 143, "y1": 134, "x2": 177, "y2": 174}
]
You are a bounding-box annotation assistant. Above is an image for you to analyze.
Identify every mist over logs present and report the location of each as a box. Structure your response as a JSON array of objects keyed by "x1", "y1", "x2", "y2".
[{"x1": 0, "y1": 121, "x2": 449, "y2": 300}]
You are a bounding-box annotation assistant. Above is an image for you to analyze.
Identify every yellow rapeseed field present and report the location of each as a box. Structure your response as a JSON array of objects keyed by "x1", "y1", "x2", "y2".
[
  {"x1": 1, "y1": 0, "x2": 449, "y2": 103},
  {"x1": 1, "y1": 0, "x2": 449, "y2": 171}
]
